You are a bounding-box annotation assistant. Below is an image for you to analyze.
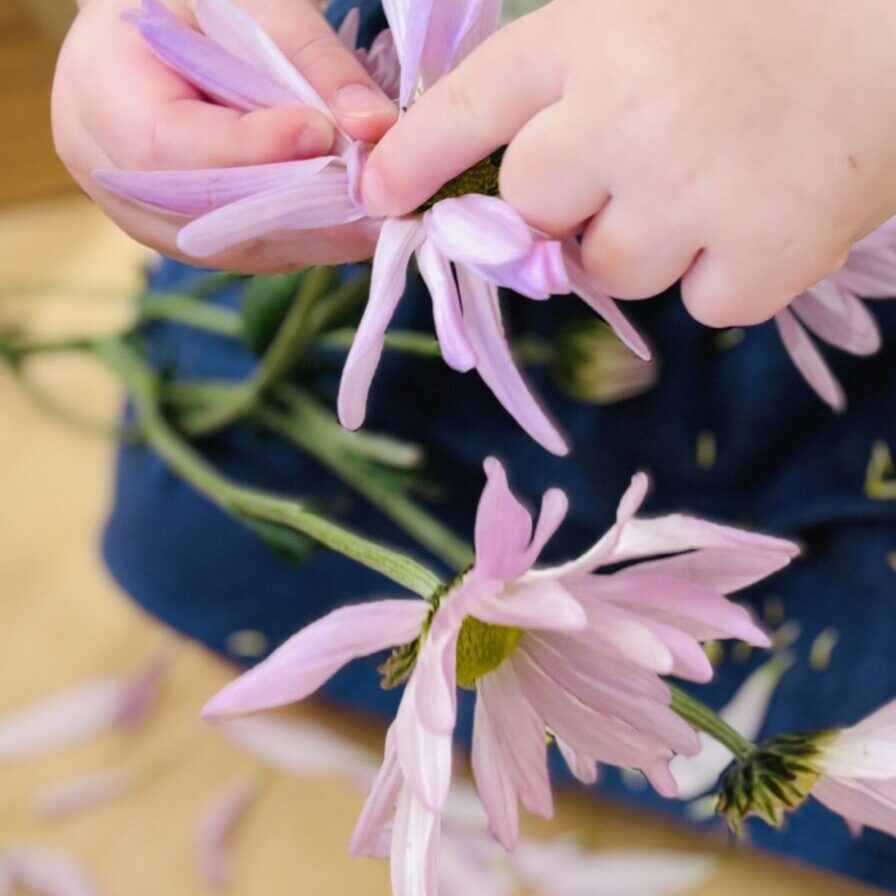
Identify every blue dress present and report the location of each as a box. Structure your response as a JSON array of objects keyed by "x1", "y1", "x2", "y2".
[{"x1": 103, "y1": 1, "x2": 896, "y2": 887}]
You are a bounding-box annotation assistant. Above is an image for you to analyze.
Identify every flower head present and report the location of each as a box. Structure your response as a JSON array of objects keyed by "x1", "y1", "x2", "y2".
[
  {"x1": 94, "y1": 0, "x2": 650, "y2": 455},
  {"x1": 203, "y1": 459, "x2": 797, "y2": 890},
  {"x1": 775, "y1": 217, "x2": 896, "y2": 411}
]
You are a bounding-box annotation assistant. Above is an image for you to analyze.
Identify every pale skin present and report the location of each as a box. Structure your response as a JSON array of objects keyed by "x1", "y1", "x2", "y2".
[{"x1": 57, "y1": 0, "x2": 896, "y2": 324}]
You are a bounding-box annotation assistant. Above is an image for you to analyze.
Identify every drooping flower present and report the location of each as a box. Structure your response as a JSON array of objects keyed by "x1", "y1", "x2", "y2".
[
  {"x1": 0, "y1": 650, "x2": 170, "y2": 760},
  {"x1": 0, "y1": 848, "x2": 102, "y2": 896},
  {"x1": 775, "y1": 217, "x2": 896, "y2": 411},
  {"x1": 94, "y1": 0, "x2": 649, "y2": 455},
  {"x1": 203, "y1": 458, "x2": 797, "y2": 889}
]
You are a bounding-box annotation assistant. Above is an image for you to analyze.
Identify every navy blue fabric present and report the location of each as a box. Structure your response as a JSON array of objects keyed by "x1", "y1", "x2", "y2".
[{"x1": 102, "y1": 1, "x2": 896, "y2": 888}]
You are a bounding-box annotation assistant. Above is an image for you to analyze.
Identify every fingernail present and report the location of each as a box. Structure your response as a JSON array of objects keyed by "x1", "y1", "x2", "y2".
[
  {"x1": 361, "y1": 166, "x2": 391, "y2": 217},
  {"x1": 295, "y1": 117, "x2": 335, "y2": 157},
  {"x1": 334, "y1": 83, "x2": 395, "y2": 120}
]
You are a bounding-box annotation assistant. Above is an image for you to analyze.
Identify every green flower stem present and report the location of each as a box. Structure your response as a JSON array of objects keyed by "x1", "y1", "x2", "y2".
[
  {"x1": 670, "y1": 685, "x2": 756, "y2": 763},
  {"x1": 177, "y1": 269, "x2": 370, "y2": 436},
  {"x1": 316, "y1": 327, "x2": 442, "y2": 358},
  {"x1": 140, "y1": 293, "x2": 244, "y2": 337},
  {"x1": 95, "y1": 336, "x2": 443, "y2": 598},
  {"x1": 254, "y1": 388, "x2": 473, "y2": 571}
]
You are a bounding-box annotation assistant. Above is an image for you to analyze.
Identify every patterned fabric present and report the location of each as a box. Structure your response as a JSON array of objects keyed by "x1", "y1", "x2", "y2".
[{"x1": 103, "y1": 1, "x2": 896, "y2": 887}]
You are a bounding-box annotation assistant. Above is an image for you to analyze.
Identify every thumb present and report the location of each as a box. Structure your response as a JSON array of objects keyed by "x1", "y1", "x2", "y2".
[
  {"x1": 241, "y1": 0, "x2": 398, "y2": 143},
  {"x1": 361, "y1": 14, "x2": 561, "y2": 218}
]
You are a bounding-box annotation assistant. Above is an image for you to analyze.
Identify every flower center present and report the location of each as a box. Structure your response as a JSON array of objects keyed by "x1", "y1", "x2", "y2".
[
  {"x1": 455, "y1": 616, "x2": 522, "y2": 689},
  {"x1": 418, "y1": 148, "x2": 506, "y2": 212}
]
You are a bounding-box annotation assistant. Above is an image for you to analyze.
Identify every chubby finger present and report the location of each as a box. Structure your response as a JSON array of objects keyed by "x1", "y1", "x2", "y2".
[
  {"x1": 362, "y1": 11, "x2": 562, "y2": 217},
  {"x1": 236, "y1": 0, "x2": 398, "y2": 142}
]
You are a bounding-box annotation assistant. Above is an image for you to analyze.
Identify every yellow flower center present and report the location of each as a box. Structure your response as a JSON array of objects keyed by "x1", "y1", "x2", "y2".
[{"x1": 455, "y1": 616, "x2": 522, "y2": 689}]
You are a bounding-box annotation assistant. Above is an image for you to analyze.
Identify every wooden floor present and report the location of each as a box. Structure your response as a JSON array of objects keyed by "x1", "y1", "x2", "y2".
[{"x1": 0, "y1": 195, "x2": 885, "y2": 895}]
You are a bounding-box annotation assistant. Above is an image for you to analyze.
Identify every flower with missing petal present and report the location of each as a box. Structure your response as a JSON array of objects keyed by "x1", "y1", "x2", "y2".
[
  {"x1": 203, "y1": 459, "x2": 796, "y2": 891},
  {"x1": 95, "y1": 0, "x2": 648, "y2": 455},
  {"x1": 775, "y1": 217, "x2": 896, "y2": 411}
]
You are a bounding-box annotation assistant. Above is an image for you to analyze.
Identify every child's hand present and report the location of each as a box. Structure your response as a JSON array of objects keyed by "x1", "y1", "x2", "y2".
[
  {"x1": 53, "y1": 0, "x2": 397, "y2": 271},
  {"x1": 363, "y1": 0, "x2": 896, "y2": 326}
]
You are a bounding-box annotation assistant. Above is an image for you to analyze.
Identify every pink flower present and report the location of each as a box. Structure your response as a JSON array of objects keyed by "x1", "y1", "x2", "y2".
[
  {"x1": 203, "y1": 459, "x2": 797, "y2": 889},
  {"x1": 775, "y1": 217, "x2": 896, "y2": 411},
  {"x1": 812, "y1": 699, "x2": 896, "y2": 838},
  {"x1": 94, "y1": 0, "x2": 648, "y2": 456}
]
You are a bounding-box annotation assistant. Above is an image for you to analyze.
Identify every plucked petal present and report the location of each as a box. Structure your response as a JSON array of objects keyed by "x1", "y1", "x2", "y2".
[
  {"x1": 390, "y1": 785, "x2": 441, "y2": 896},
  {"x1": 0, "y1": 679, "x2": 128, "y2": 760},
  {"x1": 564, "y1": 242, "x2": 652, "y2": 360},
  {"x1": 338, "y1": 218, "x2": 425, "y2": 430},
  {"x1": 427, "y1": 197, "x2": 533, "y2": 268},
  {"x1": 351, "y1": 727, "x2": 403, "y2": 858},
  {"x1": 94, "y1": 158, "x2": 334, "y2": 216},
  {"x1": 36, "y1": 768, "x2": 135, "y2": 818},
  {"x1": 512, "y1": 842, "x2": 715, "y2": 896},
  {"x1": 178, "y1": 170, "x2": 362, "y2": 257},
  {"x1": 202, "y1": 600, "x2": 428, "y2": 718},
  {"x1": 792, "y1": 281, "x2": 881, "y2": 355},
  {"x1": 395, "y1": 676, "x2": 453, "y2": 810},
  {"x1": 219, "y1": 714, "x2": 380, "y2": 778},
  {"x1": 459, "y1": 269, "x2": 568, "y2": 455},
  {"x1": 775, "y1": 307, "x2": 846, "y2": 411},
  {"x1": 133, "y1": 15, "x2": 297, "y2": 110},
  {"x1": 114, "y1": 647, "x2": 172, "y2": 728},
  {"x1": 197, "y1": 777, "x2": 260, "y2": 887},
  {"x1": 194, "y1": 0, "x2": 331, "y2": 117},
  {"x1": 471, "y1": 687, "x2": 520, "y2": 850},
  {"x1": 2, "y1": 849, "x2": 101, "y2": 896},
  {"x1": 416, "y1": 240, "x2": 477, "y2": 371}
]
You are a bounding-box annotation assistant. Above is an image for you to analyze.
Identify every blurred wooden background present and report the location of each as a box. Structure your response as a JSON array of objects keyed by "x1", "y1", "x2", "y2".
[{"x1": 0, "y1": 0, "x2": 76, "y2": 204}]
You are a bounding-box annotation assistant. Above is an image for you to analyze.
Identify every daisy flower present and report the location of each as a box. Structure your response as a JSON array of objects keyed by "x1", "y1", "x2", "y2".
[{"x1": 203, "y1": 458, "x2": 797, "y2": 890}]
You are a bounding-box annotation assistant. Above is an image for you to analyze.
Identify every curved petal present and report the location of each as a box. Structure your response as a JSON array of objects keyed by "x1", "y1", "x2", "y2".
[
  {"x1": 395, "y1": 676, "x2": 453, "y2": 811},
  {"x1": 178, "y1": 171, "x2": 362, "y2": 257},
  {"x1": 197, "y1": 777, "x2": 260, "y2": 887},
  {"x1": 775, "y1": 308, "x2": 846, "y2": 411},
  {"x1": 564, "y1": 242, "x2": 651, "y2": 360},
  {"x1": 350, "y1": 726, "x2": 402, "y2": 859},
  {"x1": 202, "y1": 600, "x2": 428, "y2": 718},
  {"x1": 337, "y1": 6, "x2": 361, "y2": 50},
  {"x1": 427, "y1": 197, "x2": 533, "y2": 268},
  {"x1": 459, "y1": 269, "x2": 568, "y2": 456},
  {"x1": 477, "y1": 239, "x2": 570, "y2": 300},
  {"x1": 390, "y1": 785, "x2": 441, "y2": 896},
  {"x1": 338, "y1": 217, "x2": 425, "y2": 430},
  {"x1": 792, "y1": 282, "x2": 881, "y2": 356},
  {"x1": 814, "y1": 778, "x2": 896, "y2": 839},
  {"x1": 835, "y1": 248, "x2": 896, "y2": 298},
  {"x1": 556, "y1": 738, "x2": 599, "y2": 785},
  {"x1": 93, "y1": 158, "x2": 335, "y2": 216},
  {"x1": 135, "y1": 17, "x2": 297, "y2": 110},
  {"x1": 474, "y1": 457, "x2": 534, "y2": 580},
  {"x1": 416, "y1": 240, "x2": 477, "y2": 371},
  {"x1": 3, "y1": 849, "x2": 101, "y2": 896},
  {"x1": 519, "y1": 488, "x2": 569, "y2": 570},
  {"x1": 472, "y1": 686, "x2": 519, "y2": 850},
  {"x1": 194, "y1": 0, "x2": 331, "y2": 117}
]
